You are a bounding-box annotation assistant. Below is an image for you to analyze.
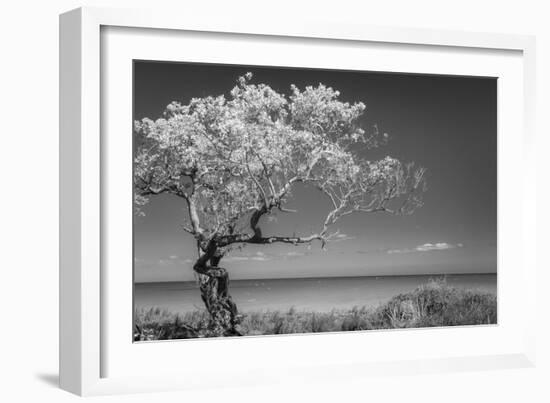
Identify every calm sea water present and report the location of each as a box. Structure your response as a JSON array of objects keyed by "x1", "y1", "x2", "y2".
[{"x1": 134, "y1": 273, "x2": 496, "y2": 313}]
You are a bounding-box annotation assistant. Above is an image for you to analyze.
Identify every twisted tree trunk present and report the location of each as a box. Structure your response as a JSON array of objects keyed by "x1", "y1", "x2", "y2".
[{"x1": 193, "y1": 248, "x2": 241, "y2": 336}]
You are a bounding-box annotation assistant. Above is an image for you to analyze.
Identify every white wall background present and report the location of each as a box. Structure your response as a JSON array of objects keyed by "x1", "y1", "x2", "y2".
[{"x1": 0, "y1": 1, "x2": 548, "y2": 402}]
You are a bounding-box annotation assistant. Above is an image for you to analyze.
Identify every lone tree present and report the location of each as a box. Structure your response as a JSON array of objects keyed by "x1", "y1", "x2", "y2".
[{"x1": 134, "y1": 73, "x2": 426, "y2": 336}]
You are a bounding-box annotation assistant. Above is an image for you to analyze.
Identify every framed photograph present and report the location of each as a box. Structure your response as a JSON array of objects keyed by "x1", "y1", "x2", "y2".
[{"x1": 60, "y1": 7, "x2": 537, "y2": 396}]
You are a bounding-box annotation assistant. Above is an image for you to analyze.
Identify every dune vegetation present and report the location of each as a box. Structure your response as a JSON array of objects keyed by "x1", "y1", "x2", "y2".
[{"x1": 134, "y1": 279, "x2": 497, "y2": 341}]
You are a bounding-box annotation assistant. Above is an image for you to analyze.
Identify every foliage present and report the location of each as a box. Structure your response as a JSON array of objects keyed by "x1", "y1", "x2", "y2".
[
  {"x1": 134, "y1": 280, "x2": 497, "y2": 340},
  {"x1": 377, "y1": 278, "x2": 497, "y2": 328},
  {"x1": 134, "y1": 73, "x2": 427, "y2": 253}
]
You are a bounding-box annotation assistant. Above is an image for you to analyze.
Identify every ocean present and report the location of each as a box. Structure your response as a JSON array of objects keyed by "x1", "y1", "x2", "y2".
[{"x1": 134, "y1": 273, "x2": 497, "y2": 313}]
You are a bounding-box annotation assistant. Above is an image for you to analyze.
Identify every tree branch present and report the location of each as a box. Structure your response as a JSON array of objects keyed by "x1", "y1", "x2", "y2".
[{"x1": 217, "y1": 232, "x2": 323, "y2": 247}]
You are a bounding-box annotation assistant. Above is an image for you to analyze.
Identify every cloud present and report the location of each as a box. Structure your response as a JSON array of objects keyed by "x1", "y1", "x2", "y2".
[
  {"x1": 284, "y1": 251, "x2": 305, "y2": 258},
  {"x1": 251, "y1": 256, "x2": 270, "y2": 261},
  {"x1": 387, "y1": 242, "x2": 463, "y2": 254},
  {"x1": 416, "y1": 242, "x2": 461, "y2": 252},
  {"x1": 330, "y1": 233, "x2": 356, "y2": 242},
  {"x1": 225, "y1": 249, "x2": 311, "y2": 262},
  {"x1": 155, "y1": 256, "x2": 195, "y2": 265},
  {"x1": 225, "y1": 255, "x2": 271, "y2": 262}
]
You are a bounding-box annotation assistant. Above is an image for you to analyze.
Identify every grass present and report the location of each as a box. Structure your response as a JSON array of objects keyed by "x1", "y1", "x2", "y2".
[{"x1": 134, "y1": 278, "x2": 497, "y2": 341}]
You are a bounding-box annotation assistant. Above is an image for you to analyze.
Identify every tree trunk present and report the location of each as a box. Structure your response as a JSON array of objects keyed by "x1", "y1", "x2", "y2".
[{"x1": 194, "y1": 254, "x2": 241, "y2": 337}]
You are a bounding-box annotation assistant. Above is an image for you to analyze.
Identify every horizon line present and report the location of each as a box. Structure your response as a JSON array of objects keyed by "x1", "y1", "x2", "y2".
[{"x1": 134, "y1": 271, "x2": 497, "y2": 285}]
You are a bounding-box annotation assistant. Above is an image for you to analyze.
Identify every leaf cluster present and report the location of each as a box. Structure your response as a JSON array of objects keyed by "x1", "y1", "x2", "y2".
[{"x1": 134, "y1": 73, "x2": 426, "y2": 252}]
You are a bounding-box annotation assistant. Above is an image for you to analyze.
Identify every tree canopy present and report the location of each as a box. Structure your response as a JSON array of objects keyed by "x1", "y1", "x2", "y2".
[{"x1": 134, "y1": 73, "x2": 426, "y2": 255}]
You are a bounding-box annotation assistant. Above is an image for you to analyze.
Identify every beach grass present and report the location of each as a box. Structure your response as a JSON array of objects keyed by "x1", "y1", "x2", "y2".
[{"x1": 134, "y1": 278, "x2": 497, "y2": 341}]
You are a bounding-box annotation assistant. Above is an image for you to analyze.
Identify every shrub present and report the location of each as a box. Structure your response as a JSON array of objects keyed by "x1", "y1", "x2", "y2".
[{"x1": 134, "y1": 279, "x2": 497, "y2": 341}]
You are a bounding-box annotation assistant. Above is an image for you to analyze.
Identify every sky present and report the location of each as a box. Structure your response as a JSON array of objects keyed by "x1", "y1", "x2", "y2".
[{"x1": 133, "y1": 61, "x2": 497, "y2": 282}]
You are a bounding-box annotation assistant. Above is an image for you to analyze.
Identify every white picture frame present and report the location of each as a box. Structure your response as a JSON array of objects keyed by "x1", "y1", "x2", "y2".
[{"x1": 59, "y1": 6, "x2": 537, "y2": 396}]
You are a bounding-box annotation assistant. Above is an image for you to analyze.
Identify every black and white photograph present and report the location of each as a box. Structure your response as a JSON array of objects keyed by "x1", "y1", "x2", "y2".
[
  {"x1": 3, "y1": 0, "x2": 548, "y2": 400},
  {"x1": 132, "y1": 61, "x2": 497, "y2": 341}
]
